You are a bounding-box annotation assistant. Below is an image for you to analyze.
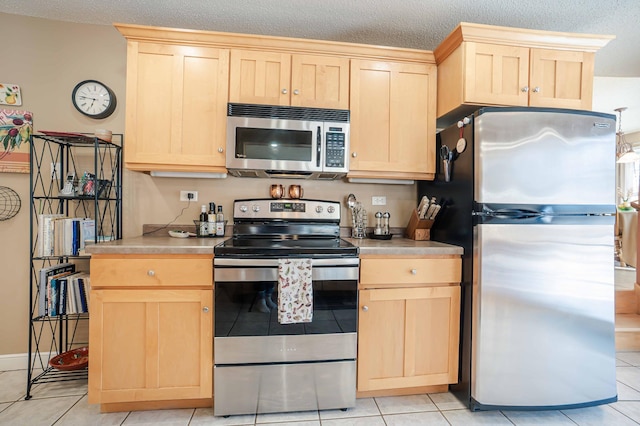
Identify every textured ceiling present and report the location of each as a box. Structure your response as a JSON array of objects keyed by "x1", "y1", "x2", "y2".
[{"x1": 3, "y1": 0, "x2": 640, "y2": 77}]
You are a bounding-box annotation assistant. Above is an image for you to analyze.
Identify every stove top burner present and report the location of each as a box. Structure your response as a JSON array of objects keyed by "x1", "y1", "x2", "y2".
[{"x1": 214, "y1": 237, "x2": 357, "y2": 258}]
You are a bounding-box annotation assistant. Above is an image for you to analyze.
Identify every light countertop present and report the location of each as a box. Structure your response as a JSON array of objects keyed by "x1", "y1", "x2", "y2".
[
  {"x1": 84, "y1": 234, "x2": 462, "y2": 256},
  {"x1": 344, "y1": 237, "x2": 463, "y2": 256}
]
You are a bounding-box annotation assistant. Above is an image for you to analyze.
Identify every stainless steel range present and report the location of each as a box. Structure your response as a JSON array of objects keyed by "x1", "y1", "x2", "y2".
[{"x1": 213, "y1": 199, "x2": 359, "y2": 416}]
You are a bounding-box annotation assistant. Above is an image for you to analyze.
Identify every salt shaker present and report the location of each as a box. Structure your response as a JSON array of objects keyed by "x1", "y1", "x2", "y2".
[{"x1": 374, "y1": 211, "x2": 383, "y2": 235}]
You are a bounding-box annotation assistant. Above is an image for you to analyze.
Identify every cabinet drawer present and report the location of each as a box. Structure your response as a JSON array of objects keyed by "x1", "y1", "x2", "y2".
[
  {"x1": 90, "y1": 255, "x2": 213, "y2": 288},
  {"x1": 360, "y1": 257, "x2": 460, "y2": 286}
]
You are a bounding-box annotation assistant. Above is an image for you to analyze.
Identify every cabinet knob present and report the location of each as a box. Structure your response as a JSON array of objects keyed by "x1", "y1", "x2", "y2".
[
  {"x1": 352, "y1": 152, "x2": 357, "y2": 158},
  {"x1": 218, "y1": 147, "x2": 224, "y2": 153},
  {"x1": 521, "y1": 86, "x2": 529, "y2": 93},
  {"x1": 411, "y1": 269, "x2": 417, "y2": 275},
  {"x1": 282, "y1": 88, "x2": 288, "y2": 94},
  {"x1": 532, "y1": 86, "x2": 540, "y2": 93},
  {"x1": 203, "y1": 306, "x2": 210, "y2": 313},
  {"x1": 362, "y1": 305, "x2": 369, "y2": 312},
  {"x1": 293, "y1": 89, "x2": 300, "y2": 95},
  {"x1": 147, "y1": 270, "x2": 155, "y2": 277}
]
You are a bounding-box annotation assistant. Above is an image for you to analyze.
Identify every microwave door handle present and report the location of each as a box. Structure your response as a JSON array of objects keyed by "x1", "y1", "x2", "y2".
[{"x1": 317, "y1": 126, "x2": 322, "y2": 168}]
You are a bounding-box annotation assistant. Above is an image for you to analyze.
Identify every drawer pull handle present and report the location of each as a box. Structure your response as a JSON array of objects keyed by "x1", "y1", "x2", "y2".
[
  {"x1": 362, "y1": 305, "x2": 369, "y2": 312},
  {"x1": 203, "y1": 307, "x2": 210, "y2": 313},
  {"x1": 147, "y1": 270, "x2": 155, "y2": 277},
  {"x1": 411, "y1": 269, "x2": 417, "y2": 275}
]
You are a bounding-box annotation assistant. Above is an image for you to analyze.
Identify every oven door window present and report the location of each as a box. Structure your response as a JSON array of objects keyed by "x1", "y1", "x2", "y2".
[
  {"x1": 236, "y1": 127, "x2": 313, "y2": 162},
  {"x1": 215, "y1": 279, "x2": 357, "y2": 337}
]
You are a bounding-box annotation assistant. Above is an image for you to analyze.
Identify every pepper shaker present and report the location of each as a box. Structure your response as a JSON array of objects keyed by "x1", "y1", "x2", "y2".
[{"x1": 383, "y1": 211, "x2": 390, "y2": 235}]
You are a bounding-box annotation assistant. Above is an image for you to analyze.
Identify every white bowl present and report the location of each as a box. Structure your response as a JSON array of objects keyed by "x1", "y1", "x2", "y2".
[{"x1": 169, "y1": 230, "x2": 191, "y2": 238}]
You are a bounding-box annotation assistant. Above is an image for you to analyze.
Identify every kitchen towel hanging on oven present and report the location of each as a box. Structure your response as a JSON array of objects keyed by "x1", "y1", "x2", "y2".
[{"x1": 278, "y1": 258, "x2": 313, "y2": 324}]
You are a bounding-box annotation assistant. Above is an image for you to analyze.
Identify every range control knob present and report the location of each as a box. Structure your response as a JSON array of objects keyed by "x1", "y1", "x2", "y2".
[
  {"x1": 315, "y1": 205, "x2": 324, "y2": 214},
  {"x1": 239, "y1": 205, "x2": 248, "y2": 212},
  {"x1": 252, "y1": 205, "x2": 260, "y2": 213}
]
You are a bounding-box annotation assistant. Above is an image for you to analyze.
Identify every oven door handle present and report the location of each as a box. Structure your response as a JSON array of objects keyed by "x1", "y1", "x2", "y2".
[{"x1": 214, "y1": 258, "x2": 359, "y2": 267}]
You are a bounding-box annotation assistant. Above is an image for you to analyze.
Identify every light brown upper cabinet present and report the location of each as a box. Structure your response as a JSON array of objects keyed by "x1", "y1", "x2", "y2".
[
  {"x1": 349, "y1": 60, "x2": 437, "y2": 181},
  {"x1": 229, "y1": 50, "x2": 350, "y2": 109},
  {"x1": 435, "y1": 22, "x2": 614, "y2": 126},
  {"x1": 118, "y1": 36, "x2": 229, "y2": 173},
  {"x1": 116, "y1": 23, "x2": 435, "y2": 176}
]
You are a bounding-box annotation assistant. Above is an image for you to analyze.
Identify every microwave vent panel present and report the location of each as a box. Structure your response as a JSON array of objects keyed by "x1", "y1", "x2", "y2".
[{"x1": 228, "y1": 103, "x2": 349, "y2": 123}]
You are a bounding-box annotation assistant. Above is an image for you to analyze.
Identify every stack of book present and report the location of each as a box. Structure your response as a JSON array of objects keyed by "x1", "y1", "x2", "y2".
[
  {"x1": 38, "y1": 263, "x2": 91, "y2": 317},
  {"x1": 37, "y1": 215, "x2": 96, "y2": 257}
]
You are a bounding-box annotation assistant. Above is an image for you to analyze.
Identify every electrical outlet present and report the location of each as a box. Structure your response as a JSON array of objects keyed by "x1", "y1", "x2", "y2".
[
  {"x1": 50, "y1": 162, "x2": 61, "y2": 178},
  {"x1": 180, "y1": 190, "x2": 198, "y2": 201},
  {"x1": 372, "y1": 196, "x2": 386, "y2": 206}
]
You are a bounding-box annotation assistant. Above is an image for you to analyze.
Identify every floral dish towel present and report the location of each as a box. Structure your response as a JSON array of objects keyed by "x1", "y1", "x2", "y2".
[{"x1": 278, "y1": 258, "x2": 313, "y2": 324}]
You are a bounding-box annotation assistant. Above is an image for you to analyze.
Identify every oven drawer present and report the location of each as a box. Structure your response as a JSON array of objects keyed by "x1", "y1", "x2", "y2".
[
  {"x1": 214, "y1": 360, "x2": 356, "y2": 416},
  {"x1": 91, "y1": 255, "x2": 213, "y2": 288},
  {"x1": 360, "y1": 257, "x2": 461, "y2": 286}
]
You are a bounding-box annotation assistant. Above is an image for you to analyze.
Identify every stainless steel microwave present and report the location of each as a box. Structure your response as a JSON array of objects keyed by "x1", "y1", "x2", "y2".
[{"x1": 226, "y1": 103, "x2": 350, "y2": 179}]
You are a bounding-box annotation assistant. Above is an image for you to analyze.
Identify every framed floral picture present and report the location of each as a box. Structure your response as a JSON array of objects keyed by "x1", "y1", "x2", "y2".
[
  {"x1": 0, "y1": 84, "x2": 22, "y2": 106},
  {"x1": 0, "y1": 110, "x2": 33, "y2": 173}
]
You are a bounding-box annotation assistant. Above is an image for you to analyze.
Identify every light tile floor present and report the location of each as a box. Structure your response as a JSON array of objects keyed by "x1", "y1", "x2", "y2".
[{"x1": 3, "y1": 353, "x2": 640, "y2": 425}]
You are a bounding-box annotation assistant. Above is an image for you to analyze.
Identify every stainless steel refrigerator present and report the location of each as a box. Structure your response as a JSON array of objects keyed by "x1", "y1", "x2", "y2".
[{"x1": 419, "y1": 106, "x2": 618, "y2": 410}]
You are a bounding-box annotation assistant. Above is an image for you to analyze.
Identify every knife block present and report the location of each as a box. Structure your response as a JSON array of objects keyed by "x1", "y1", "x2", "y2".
[{"x1": 405, "y1": 209, "x2": 434, "y2": 240}]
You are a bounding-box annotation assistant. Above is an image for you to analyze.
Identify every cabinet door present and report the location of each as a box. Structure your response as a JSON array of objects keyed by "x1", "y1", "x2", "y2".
[
  {"x1": 125, "y1": 42, "x2": 229, "y2": 171},
  {"x1": 464, "y1": 42, "x2": 529, "y2": 107},
  {"x1": 349, "y1": 60, "x2": 436, "y2": 179},
  {"x1": 88, "y1": 289, "x2": 213, "y2": 404},
  {"x1": 229, "y1": 50, "x2": 291, "y2": 105},
  {"x1": 357, "y1": 286, "x2": 460, "y2": 392},
  {"x1": 528, "y1": 48, "x2": 594, "y2": 109},
  {"x1": 290, "y1": 55, "x2": 349, "y2": 109}
]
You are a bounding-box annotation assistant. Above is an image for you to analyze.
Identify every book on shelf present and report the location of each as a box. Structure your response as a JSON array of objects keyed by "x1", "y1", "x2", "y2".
[
  {"x1": 38, "y1": 216, "x2": 97, "y2": 257},
  {"x1": 38, "y1": 267, "x2": 92, "y2": 317},
  {"x1": 57, "y1": 272, "x2": 84, "y2": 315},
  {"x1": 80, "y1": 219, "x2": 95, "y2": 246},
  {"x1": 38, "y1": 263, "x2": 76, "y2": 317},
  {"x1": 70, "y1": 272, "x2": 90, "y2": 314},
  {"x1": 76, "y1": 274, "x2": 90, "y2": 313},
  {"x1": 37, "y1": 214, "x2": 64, "y2": 257}
]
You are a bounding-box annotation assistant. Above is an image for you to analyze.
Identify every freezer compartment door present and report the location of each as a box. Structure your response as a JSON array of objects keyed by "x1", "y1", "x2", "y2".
[
  {"x1": 474, "y1": 108, "x2": 615, "y2": 206},
  {"x1": 471, "y1": 220, "x2": 616, "y2": 408}
]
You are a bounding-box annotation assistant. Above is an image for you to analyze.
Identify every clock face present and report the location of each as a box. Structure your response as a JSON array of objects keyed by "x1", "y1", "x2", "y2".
[{"x1": 71, "y1": 80, "x2": 117, "y2": 119}]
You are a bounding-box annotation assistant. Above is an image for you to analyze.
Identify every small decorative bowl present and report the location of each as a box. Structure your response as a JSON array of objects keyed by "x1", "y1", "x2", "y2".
[{"x1": 49, "y1": 347, "x2": 89, "y2": 371}]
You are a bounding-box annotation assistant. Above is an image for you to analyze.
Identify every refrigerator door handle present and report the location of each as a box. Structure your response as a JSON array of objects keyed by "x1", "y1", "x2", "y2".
[{"x1": 482, "y1": 208, "x2": 544, "y2": 219}]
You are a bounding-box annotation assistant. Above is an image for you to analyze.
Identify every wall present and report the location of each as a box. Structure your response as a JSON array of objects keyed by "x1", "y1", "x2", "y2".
[
  {"x1": 0, "y1": 14, "x2": 127, "y2": 359},
  {"x1": 593, "y1": 77, "x2": 640, "y2": 133},
  {"x1": 0, "y1": 13, "x2": 416, "y2": 357}
]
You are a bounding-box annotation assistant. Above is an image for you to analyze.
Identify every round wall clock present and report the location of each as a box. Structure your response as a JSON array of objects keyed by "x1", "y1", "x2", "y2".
[{"x1": 71, "y1": 80, "x2": 117, "y2": 119}]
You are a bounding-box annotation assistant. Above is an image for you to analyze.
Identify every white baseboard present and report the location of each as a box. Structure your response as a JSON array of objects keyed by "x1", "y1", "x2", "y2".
[
  {"x1": 0, "y1": 353, "x2": 28, "y2": 371},
  {"x1": 0, "y1": 352, "x2": 52, "y2": 372}
]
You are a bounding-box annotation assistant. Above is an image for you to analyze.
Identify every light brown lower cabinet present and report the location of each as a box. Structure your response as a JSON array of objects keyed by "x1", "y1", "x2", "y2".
[
  {"x1": 357, "y1": 255, "x2": 461, "y2": 396},
  {"x1": 88, "y1": 255, "x2": 213, "y2": 411}
]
